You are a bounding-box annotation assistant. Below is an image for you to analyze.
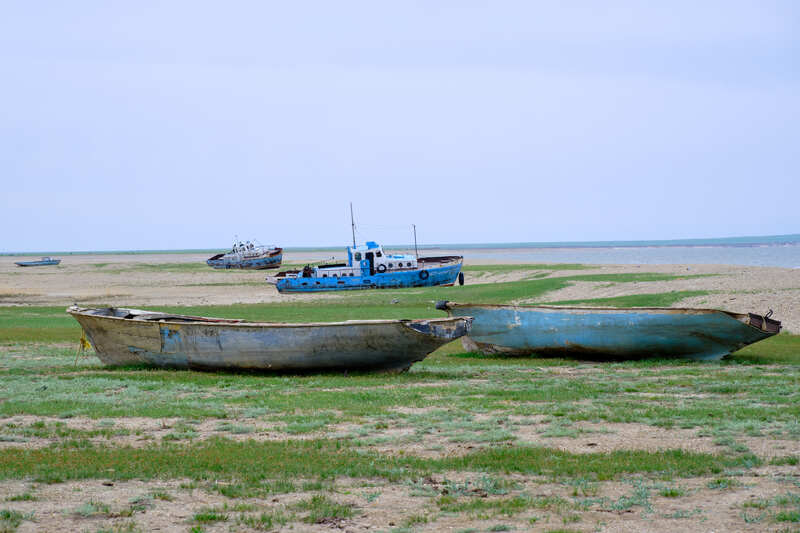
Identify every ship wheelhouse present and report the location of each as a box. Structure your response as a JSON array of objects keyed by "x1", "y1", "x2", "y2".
[{"x1": 313, "y1": 241, "x2": 418, "y2": 278}]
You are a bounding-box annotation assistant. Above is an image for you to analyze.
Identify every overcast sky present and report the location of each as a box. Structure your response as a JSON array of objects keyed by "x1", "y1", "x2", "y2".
[{"x1": 1, "y1": 1, "x2": 798, "y2": 252}]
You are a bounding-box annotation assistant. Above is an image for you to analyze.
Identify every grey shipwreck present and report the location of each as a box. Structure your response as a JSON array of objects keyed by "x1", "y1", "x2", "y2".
[{"x1": 67, "y1": 306, "x2": 471, "y2": 372}]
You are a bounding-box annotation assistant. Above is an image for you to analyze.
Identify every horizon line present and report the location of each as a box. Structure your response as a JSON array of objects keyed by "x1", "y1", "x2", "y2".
[{"x1": 2, "y1": 233, "x2": 799, "y2": 256}]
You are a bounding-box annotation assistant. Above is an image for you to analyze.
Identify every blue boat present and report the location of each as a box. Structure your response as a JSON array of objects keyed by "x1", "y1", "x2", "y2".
[
  {"x1": 436, "y1": 301, "x2": 781, "y2": 361},
  {"x1": 15, "y1": 257, "x2": 61, "y2": 267},
  {"x1": 207, "y1": 240, "x2": 282, "y2": 270},
  {"x1": 266, "y1": 241, "x2": 463, "y2": 293}
]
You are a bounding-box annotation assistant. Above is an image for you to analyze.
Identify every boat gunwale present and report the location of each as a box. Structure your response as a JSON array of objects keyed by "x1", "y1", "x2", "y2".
[
  {"x1": 66, "y1": 306, "x2": 468, "y2": 330},
  {"x1": 437, "y1": 301, "x2": 755, "y2": 321}
]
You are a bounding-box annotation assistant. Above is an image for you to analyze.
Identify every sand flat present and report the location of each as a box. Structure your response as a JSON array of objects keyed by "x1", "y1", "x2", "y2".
[{"x1": 1, "y1": 251, "x2": 798, "y2": 331}]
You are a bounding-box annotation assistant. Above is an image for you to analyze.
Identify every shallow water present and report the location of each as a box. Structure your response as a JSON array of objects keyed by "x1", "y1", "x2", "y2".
[{"x1": 459, "y1": 244, "x2": 800, "y2": 268}]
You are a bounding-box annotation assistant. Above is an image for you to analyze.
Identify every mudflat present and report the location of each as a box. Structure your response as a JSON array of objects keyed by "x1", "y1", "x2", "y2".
[
  {"x1": 0, "y1": 251, "x2": 799, "y2": 532},
  {"x1": 2, "y1": 251, "x2": 798, "y2": 331}
]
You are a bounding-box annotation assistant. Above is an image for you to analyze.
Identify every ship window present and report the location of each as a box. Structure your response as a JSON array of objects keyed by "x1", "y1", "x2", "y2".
[
  {"x1": 315, "y1": 281, "x2": 320, "y2": 285},
  {"x1": 338, "y1": 280, "x2": 345, "y2": 284},
  {"x1": 302, "y1": 282, "x2": 308, "y2": 286},
  {"x1": 388, "y1": 263, "x2": 393, "y2": 268},
  {"x1": 376, "y1": 251, "x2": 382, "y2": 257},
  {"x1": 407, "y1": 262, "x2": 412, "y2": 267},
  {"x1": 354, "y1": 252, "x2": 361, "y2": 261},
  {"x1": 322, "y1": 274, "x2": 327, "y2": 278},
  {"x1": 349, "y1": 273, "x2": 354, "y2": 276}
]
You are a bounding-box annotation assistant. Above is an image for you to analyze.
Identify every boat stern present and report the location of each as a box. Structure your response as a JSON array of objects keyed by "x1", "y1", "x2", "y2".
[{"x1": 403, "y1": 316, "x2": 472, "y2": 341}]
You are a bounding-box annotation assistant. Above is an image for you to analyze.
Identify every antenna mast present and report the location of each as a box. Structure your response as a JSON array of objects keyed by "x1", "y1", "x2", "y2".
[
  {"x1": 350, "y1": 202, "x2": 356, "y2": 247},
  {"x1": 413, "y1": 224, "x2": 419, "y2": 260}
]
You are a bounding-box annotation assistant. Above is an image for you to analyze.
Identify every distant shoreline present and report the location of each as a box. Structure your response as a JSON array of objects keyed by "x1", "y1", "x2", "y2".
[{"x1": 2, "y1": 233, "x2": 799, "y2": 256}]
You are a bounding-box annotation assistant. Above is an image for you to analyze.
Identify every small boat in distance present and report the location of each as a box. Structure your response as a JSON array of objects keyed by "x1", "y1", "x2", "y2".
[
  {"x1": 15, "y1": 257, "x2": 61, "y2": 267},
  {"x1": 436, "y1": 301, "x2": 781, "y2": 361},
  {"x1": 207, "y1": 240, "x2": 282, "y2": 270},
  {"x1": 68, "y1": 306, "x2": 471, "y2": 372},
  {"x1": 266, "y1": 241, "x2": 463, "y2": 293}
]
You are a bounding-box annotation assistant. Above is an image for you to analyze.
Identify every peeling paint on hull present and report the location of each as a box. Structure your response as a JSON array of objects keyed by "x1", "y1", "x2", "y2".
[
  {"x1": 271, "y1": 259, "x2": 462, "y2": 293},
  {"x1": 68, "y1": 306, "x2": 471, "y2": 372},
  {"x1": 437, "y1": 302, "x2": 780, "y2": 361},
  {"x1": 206, "y1": 252, "x2": 282, "y2": 270}
]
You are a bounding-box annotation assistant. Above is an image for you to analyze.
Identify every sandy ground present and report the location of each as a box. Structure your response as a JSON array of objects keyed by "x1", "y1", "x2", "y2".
[
  {"x1": 4, "y1": 470, "x2": 798, "y2": 533},
  {"x1": 1, "y1": 251, "x2": 798, "y2": 332}
]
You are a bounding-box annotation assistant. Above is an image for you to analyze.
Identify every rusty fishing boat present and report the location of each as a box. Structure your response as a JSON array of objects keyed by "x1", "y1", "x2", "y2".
[
  {"x1": 68, "y1": 306, "x2": 471, "y2": 372},
  {"x1": 265, "y1": 204, "x2": 463, "y2": 292},
  {"x1": 206, "y1": 239, "x2": 282, "y2": 270},
  {"x1": 266, "y1": 241, "x2": 463, "y2": 293},
  {"x1": 436, "y1": 301, "x2": 781, "y2": 361}
]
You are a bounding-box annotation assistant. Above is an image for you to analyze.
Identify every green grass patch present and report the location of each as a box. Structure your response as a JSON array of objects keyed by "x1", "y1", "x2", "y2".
[
  {"x1": 293, "y1": 494, "x2": 355, "y2": 523},
  {"x1": 544, "y1": 291, "x2": 710, "y2": 308},
  {"x1": 0, "y1": 270, "x2": 710, "y2": 343},
  {"x1": 0, "y1": 438, "x2": 756, "y2": 485}
]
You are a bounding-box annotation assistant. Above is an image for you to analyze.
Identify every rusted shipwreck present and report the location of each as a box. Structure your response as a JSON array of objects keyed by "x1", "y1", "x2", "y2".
[
  {"x1": 436, "y1": 301, "x2": 781, "y2": 360},
  {"x1": 68, "y1": 306, "x2": 471, "y2": 372},
  {"x1": 207, "y1": 240, "x2": 282, "y2": 270}
]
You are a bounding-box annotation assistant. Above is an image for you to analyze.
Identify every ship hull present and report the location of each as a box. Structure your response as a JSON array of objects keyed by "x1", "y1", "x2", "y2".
[
  {"x1": 68, "y1": 306, "x2": 471, "y2": 372},
  {"x1": 437, "y1": 302, "x2": 780, "y2": 361}
]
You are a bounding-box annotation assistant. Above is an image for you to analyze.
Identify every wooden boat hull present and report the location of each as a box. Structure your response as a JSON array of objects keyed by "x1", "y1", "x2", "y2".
[
  {"x1": 436, "y1": 302, "x2": 781, "y2": 361},
  {"x1": 67, "y1": 306, "x2": 471, "y2": 372}
]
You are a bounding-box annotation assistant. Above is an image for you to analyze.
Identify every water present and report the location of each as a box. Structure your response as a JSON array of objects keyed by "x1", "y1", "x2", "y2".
[
  {"x1": 456, "y1": 244, "x2": 800, "y2": 268},
  {"x1": 424, "y1": 235, "x2": 800, "y2": 268}
]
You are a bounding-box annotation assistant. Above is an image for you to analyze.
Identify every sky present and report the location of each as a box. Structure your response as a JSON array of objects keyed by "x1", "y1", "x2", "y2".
[{"x1": 1, "y1": 1, "x2": 798, "y2": 252}]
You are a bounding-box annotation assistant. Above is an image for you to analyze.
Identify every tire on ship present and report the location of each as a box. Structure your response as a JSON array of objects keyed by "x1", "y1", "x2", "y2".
[
  {"x1": 419, "y1": 270, "x2": 429, "y2": 280},
  {"x1": 458, "y1": 272, "x2": 465, "y2": 285}
]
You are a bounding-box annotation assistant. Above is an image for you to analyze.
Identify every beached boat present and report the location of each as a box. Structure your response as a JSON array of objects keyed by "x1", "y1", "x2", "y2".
[
  {"x1": 207, "y1": 240, "x2": 282, "y2": 270},
  {"x1": 266, "y1": 241, "x2": 463, "y2": 293},
  {"x1": 436, "y1": 301, "x2": 781, "y2": 361},
  {"x1": 67, "y1": 306, "x2": 471, "y2": 372},
  {"x1": 15, "y1": 257, "x2": 61, "y2": 267}
]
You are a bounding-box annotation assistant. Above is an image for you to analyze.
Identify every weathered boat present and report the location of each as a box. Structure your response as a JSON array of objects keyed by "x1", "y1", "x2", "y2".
[
  {"x1": 67, "y1": 306, "x2": 471, "y2": 372},
  {"x1": 266, "y1": 241, "x2": 463, "y2": 293},
  {"x1": 436, "y1": 301, "x2": 781, "y2": 361},
  {"x1": 207, "y1": 240, "x2": 282, "y2": 270},
  {"x1": 15, "y1": 257, "x2": 61, "y2": 267}
]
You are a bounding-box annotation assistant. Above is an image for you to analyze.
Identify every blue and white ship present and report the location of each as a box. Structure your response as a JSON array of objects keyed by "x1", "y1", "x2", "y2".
[{"x1": 266, "y1": 241, "x2": 463, "y2": 293}]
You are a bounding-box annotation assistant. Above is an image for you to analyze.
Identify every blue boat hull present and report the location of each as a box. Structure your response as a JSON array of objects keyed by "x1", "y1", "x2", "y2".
[
  {"x1": 15, "y1": 260, "x2": 60, "y2": 267},
  {"x1": 437, "y1": 302, "x2": 780, "y2": 361},
  {"x1": 274, "y1": 261, "x2": 462, "y2": 293},
  {"x1": 207, "y1": 253, "x2": 282, "y2": 270}
]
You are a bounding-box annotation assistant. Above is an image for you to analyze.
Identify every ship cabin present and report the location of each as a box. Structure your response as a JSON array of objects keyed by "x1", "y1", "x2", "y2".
[{"x1": 313, "y1": 241, "x2": 418, "y2": 279}]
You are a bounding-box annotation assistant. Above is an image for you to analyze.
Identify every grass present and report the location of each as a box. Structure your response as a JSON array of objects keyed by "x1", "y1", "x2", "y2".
[
  {"x1": 0, "y1": 437, "x2": 757, "y2": 486},
  {"x1": 0, "y1": 270, "x2": 718, "y2": 343},
  {"x1": 293, "y1": 494, "x2": 355, "y2": 523},
  {"x1": 544, "y1": 291, "x2": 710, "y2": 308},
  {"x1": 1, "y1": 261, "x2": 799, "y2": 530}
]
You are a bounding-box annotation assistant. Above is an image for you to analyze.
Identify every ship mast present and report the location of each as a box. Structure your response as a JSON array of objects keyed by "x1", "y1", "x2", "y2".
[
  {"x1": 350, "y1": 202, "x2": 356, "y2": 248},
  {"x1": 413, "y1": 224, "x2": 419, "y2": 260}
]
